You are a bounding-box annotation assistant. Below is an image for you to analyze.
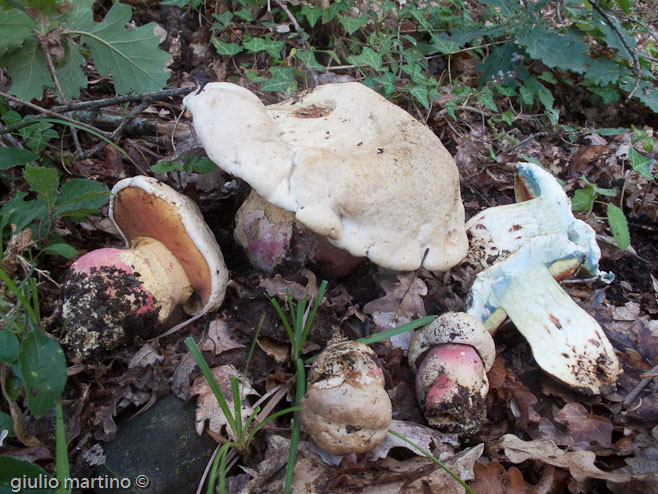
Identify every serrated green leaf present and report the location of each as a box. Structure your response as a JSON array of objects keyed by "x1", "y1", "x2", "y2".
[
  {"x1": 621, "y1": 79, "x2": 658, "y2": 113},
  {"x1": 364, "y1": 71, "x2": 396, "y2": 96},
  {"x1": 2, "y1": 37, "x2": 54, "y2": 101},
  {"x1": 234, "y1": 7, "x2": 253, "y2": 22},
  {"x1": 211, "y1": 38, "x2": 243, "y2": 56},
  {"x1": 587, "y1": 84, "x2": 621, "y2": 104},
  {"x1": 519, "y1": 84, "x2": 535, "y2": 105},
  {"x1": 337, "y1": 14, "x2": 368, "y2": 35},
  {"x1": 429, "y1": 34, "x2": 460, "y2": 55},
  {"x1": 539, "y1": 71, "x2": 558, "y2": 84},
  {"x1": 501, "y1": 111, "x2": 514, "y2": 125},
  {"x1": 150, "y1": 160, "x2": 181, "y2": 173},
  {"x1": 571, "y1": 187, "x2": 595, "y2": 211},
  {"x1": 409, "y1": 84, "x2": 429, "y2": 109},
  {"x1": 301, "y1": 5, "x2": 322, "y2": 27},
  {"x1": 41, "y1": 242, "x2": 78, "y2": 258},
  {"x1": 347, "y1": 46, "x2": 383, "y2": 71},
  {"x1": 0, "y1": 8, "x2": 35, "y2": 58},
  {"x1": 628, "y1": 147, "x2": 654, "y2": 180},
  {"x1": 295, "y1": 49, "x2": 325, "y2": 71},
  {"x1": 20, "y1": 122, "x2": 57, "y2": 154},
  {"x1": 585, "y1": 57, "x2": 627, "y2": 86},
  {"x1": 0, "y1": 329, "x2": 20, "y2": 364},
  {"x1": 478, "y1": 88, "x2": 497, "y2": 112},
  {"x1": 66, "y1": 2, "x2": 170, "y2": 94},
  {"x1": 614, "y1": 0, "x2": 632, "y2": 14},
  {"x1": 0, "y1": 192, "x2": 46, "y2": 235},
  {"x1": 537, "y1": 85, "x2": 554, "y2": 109},
  {"x1": 243, "y1": 35, "x2": 284, "y2": 59},
  {"x1": 516, "y1": 26, "x2": 590, "y2": 73},
  {"x1": 0, "y1": 147, "x2": 38, "y2": 170},
  {"x1": 479, "y1": 0, "x2": 521, "y2": 16},
  {"x1": 607, "y1": 203, "x2": 630, "y2": 250},
  {"x1": 24, "y1": 166, "x2": 59, "y2": 209},
  {"x1": 55, "y1": 178, "x2": 110, "y2": 219},
  {"x1": 191, "y1": 157, "x2": 217, "y2": 174},
  {"x1": 54, "y1": 39, "x2": 87, "y2": 102},
  {"x1": 212, "y1": 11, "x2": 234, "y2": 30},
  {"x1": 260, "y1": 67, "x2": 296, "y2": 94},
  {"x1": 594, "y1": 12, "x2": 635, "y2": 59},
  {"x1": 477, "y1": 41, "x2": 528, "y2": 87},
  {"x1": 322, "y1": 2, "x2": 347, "y2": 24},
  {"x1": 18, "y1": 331, "x2": 67, "y2": 419}
]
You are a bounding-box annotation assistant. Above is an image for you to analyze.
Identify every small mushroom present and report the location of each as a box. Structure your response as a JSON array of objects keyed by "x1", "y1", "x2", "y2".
[
  {"x1": 234, "y1": 189, "x2": 364, "y2": 276},
  {"x1": 62, "y1": 176, "x2": 228, "y2": 359},
  {"x1": 466, "y1": 162, "x2": 611, "y2": 281},
  {"x1": 299, "y1": 340, "x2": 392, "y2": 455},
  {"x1": 184, "y1": 82, "x2": 468, "y2": 272},
  {"x1": 466, "y1": 234, "x2": 621, "y2": 394},
  {"x1": 408, "y1": 313, "x2": 495, "y2": 434}
]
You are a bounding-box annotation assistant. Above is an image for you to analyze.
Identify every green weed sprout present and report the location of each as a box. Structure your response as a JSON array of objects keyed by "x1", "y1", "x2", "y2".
[{"x1": 184, "y1": 336, "x2": 300, "y2": 494}]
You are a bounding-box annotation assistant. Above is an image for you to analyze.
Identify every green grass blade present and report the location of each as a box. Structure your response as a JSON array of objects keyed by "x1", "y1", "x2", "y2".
[
  {"x1": 0, "y1": 267, "x2": 40, "y2": 330},
  {"x1": 294, "y1": 295, "x2": 307, "y2": 357},
  {"x1": 244, "y1": 315, "x2": 264, "y2": 378},
  {"x1": 208, "y1": 442, "x2": 234, "y2": 494},
  {"x1": 284, "y1": 358, "x2": 306, "y2": 494},
  {"x1": 246, "y1": 406, "x2": 303, "y2": 446},
  {"x1": 299, "y1": 280, "x2": 327, "y2": 350},
  {"x1": 185, "y1": 337, "x2": 238, "y2": 438},
  {"x1": 387, "y1": 429, "x2": 478, "y2": 494},
  {"x1": 230, "y1": 376, "x2": 243, "y2": 440},
  {"x1": 242, "y1": 406, "x2": 261, "y2": 436},
  {"x1": 269, "y1": 297, "x2": 295, "y2": 345},
  {"x1": 55, "y1": 400, "x2": 71, "y2": 494},
  {"x1": 357, "y1": 315, "x2": 436, "y2": 346}
]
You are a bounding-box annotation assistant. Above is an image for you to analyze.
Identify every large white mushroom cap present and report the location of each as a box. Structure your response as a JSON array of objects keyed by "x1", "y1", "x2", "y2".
[{"x1": 184, "y1": 82, "x2": 468, "y2": 271}]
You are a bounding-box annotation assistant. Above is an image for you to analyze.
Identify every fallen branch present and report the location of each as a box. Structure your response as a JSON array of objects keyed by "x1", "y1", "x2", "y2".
[{"x1": 50, "y1": 86, "x2": 196, "y2": 113}]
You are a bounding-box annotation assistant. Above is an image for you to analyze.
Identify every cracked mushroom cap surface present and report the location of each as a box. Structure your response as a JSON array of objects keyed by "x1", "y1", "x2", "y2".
[
  {"x1": 184, "y1": 82, "x2": 468, "y2": 271},
  {"x1": 109, "y1": 176, "x2": 228, "y2": 316},
  {"x1": 408, "y1": 312, "x2": 495, "y2": 373},
  {"x1": 299, "y1": 340, "x2": 392, "y2": 455}
]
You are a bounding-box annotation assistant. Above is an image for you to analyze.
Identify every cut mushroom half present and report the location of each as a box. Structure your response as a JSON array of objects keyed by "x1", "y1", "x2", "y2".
[
  {"x1": 184, "y1": 82, "x2": 468, "y2": 272},
  {"x1": 62, "y1": 177, "x2": 228, "y2": 359},
  {"x1": 466, "y1": 162, "x2": 612, "y2": 281},
  {"x1": 466, "y1": 234, "x2": 621, "y2": 394}
]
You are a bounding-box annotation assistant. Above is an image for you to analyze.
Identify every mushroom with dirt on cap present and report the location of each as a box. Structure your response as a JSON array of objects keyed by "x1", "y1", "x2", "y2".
[
  {"x1": 184, "y1": 82, "x2": 468, "y2": 272},
  {"x1": 299, "y1": 339, "x2": 392, "y2": 455},
  {"x1": 62, "y1": 176, "x2": 228, "y2": 360},
  {"x1": 407, "y1": 312, "x2": 495, "y2": 434}
]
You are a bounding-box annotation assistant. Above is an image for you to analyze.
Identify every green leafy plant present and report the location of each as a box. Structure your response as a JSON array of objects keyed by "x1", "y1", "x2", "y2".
[
  {"x1": 185, "y1": 336, "x2": 300, "y2": 494},
  {"x1": 151, "y1": 154, "x2": 218, "y2": 175},
  {"x1": 0, "y1": 266, "x2": 69, "y2": 494},
  {"x1": 0, "y1": 0, "x2": 170, "y2": 101}
]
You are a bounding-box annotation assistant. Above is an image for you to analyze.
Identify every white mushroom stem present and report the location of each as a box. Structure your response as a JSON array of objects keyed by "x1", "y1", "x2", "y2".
[
  {"x1": 467, "y1": 235, "x2": 621, "y2": 394},
  {"x1": 466, "y1": 162, "x2": 611, "y2": 281}
]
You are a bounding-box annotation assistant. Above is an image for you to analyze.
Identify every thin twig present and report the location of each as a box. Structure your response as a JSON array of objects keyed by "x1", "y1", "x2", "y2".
[
  {"x1": 0, "y1": 90, "x2": 110, "y2": 138},
  {"x1": 271, "y1": 0, "x2": 319, "y2": 87},
  {"x1": 50, "y1": 87, "x2": 196, "y2": 113},
  {"x1": 623, "y1": 361, "x2": 658, "y2": 407},
  {"x1": 35, "y1": 29, "x2": 83, "y2": 156},
  {"x1": 589, "y1": 0, "x2": 642, "y2": 102}
]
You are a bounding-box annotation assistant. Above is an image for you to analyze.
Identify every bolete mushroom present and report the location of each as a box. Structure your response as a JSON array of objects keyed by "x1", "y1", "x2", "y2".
[
  {"x1": 62, "y1": 176, "x2": 228, "y2": 359},
  {"x1": 466, "y1": 162, "x2": 611, "y2": 281},
  {"x1": 234, "y1": 189, "x2": 364, "y2": 276},
  {"x1": 408, "y1": 312, "x2": 495, "y2": 434},
  {"x1": 299, "y1": 340, "x2": 392, "y2": 455},
  {"x1": 184, "y1": 82, "x2": 468, "y2": 272},
  {"x1": 466, "y1": 234, "x2": 621, "y2": 394}
]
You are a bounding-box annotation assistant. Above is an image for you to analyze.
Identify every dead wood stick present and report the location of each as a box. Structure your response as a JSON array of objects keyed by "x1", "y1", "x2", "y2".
[
  {"x1": 623, "y1": 361, "x2": 658, "y2": 407},
  {"x1": 51, "y1": 87, "x2": 197, "y2": 113}
]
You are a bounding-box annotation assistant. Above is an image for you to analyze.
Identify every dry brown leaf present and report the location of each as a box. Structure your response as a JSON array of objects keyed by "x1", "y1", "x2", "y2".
[
  {"x1": 191, "y1": 365, "x2": 259, "y2": 440},
  {"x1": 366, "y1": 419, "x2": 459, "y2": 461},
  {"x1": 471, "y1": 461, "x2": 525, "y2": 494},
  {"x1": 256, "y1": 337, "x2": 289, "y2": 363},
  {"x1": 554, "y1": 403, "x2": 613, "y2": 447},
  {"x1": 488, "y1": 356, "x2": 541, "y2": 431},
  {"x1": 128, "y1": 343, "x2": 164, "y2": 368},
  {"x1": 260, "y1": 272, "x2": 318, "y2": 301},
  {"x1": 363, "y1": 273, "x2": 427, "y2": 349},
  {"x1": 497, "y1": 434, "x2": 658, "y2": 483},
  {"x1": 201, "y1": 317, "x2": 245, "y2": 355}
]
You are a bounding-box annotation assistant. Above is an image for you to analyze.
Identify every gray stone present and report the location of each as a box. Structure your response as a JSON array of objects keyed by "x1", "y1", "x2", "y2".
[{"x1": 96, "y1": 395, "x2": 216, "y2": 494}]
